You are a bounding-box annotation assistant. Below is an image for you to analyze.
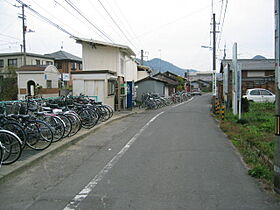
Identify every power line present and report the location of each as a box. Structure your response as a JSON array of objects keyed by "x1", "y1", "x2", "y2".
[
  {"x1": 15, "y1": 0, "x2": 76, "y2": 38},
  {"x1": 64, "y1": 0, "x2": 114, "y2": 43},
  {"x1": 86, "y1": 0, "x2": 127, "y2": 44},
  {"x1": 96, "y1": 0, "x2": 137, "y2": 50},
  {"x1": 0, "y1": 33, "x2": 21, "y2": 41},
  {"x1": 29, "y1": 0, "x2": 83, "y2": 37},
  {"x1": 217, "y1": 0, "x2": 228, "y2": 52},
  {"x1": 110, "y1": 0, "x2": 143, "y2": 48}
]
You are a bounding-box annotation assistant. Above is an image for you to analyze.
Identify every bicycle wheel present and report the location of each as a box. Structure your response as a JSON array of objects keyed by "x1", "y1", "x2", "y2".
[
  {"x1": 98, "y1": 106, "x2": 110, "y2": 122},
  {"x1": 24, "y1": 120, "x2": 53, "y2": 150},
  {"x1": 43, "y1": 115, "x2": 65, "y2": 142},
  {"x1": 65, "y1": 113, "x2": 81, "y2": 137},
  {"x1": 0, "y1": 129, "x2": 23, "y2": 165},
  {"x1": 0, "y1": 142, "x2": 3, "y2": 166},
  {"x1": 78, "y1": 108, "x2": 98, "y2": 129},
  {"x1": 2, "y1": 121, "x2": 27, "y2": 149},
  {"x1": 57, "y1": 114, "x2": 72, "y2": 137}
]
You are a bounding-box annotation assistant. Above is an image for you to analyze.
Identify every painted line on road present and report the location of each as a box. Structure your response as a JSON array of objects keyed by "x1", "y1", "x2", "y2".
[{"x1": 63, "y1": 111, "x2": 165, "y2": 210}]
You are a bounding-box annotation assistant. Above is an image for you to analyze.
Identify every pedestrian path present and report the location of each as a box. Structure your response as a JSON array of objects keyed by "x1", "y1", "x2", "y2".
[{"x1": 0, "y1": 108, "x2": 144, "y2": 183}]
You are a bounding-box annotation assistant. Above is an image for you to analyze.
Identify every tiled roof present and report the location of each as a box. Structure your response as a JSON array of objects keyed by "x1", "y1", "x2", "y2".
[
  {"x1": 135, "y1": 76, "x2": 167, "y2": 84},
  {"x1": 75, "y1": 38, "x2": 136, "y2": 56},
  {"x1": 45, "y1": 50, "x2": 82, "y2": 62}
]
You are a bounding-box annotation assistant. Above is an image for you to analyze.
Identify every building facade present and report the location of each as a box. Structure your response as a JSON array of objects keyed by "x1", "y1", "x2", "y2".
[{"x1": 72, "y1": 38, "x2": 137, "y2": 110}]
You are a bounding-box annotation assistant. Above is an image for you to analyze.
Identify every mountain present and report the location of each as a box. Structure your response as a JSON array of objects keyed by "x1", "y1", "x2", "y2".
[{"x1": 138, "y1": 58, "x2": 198, "y2": 76}]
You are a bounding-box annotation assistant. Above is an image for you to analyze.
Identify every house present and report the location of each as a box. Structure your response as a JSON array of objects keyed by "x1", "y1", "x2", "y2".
[
  {"x1": 17, "y1": 65, "x2": 60, "y2": 99},
  {"x1": 0, "y1": 52, "x2": 55, "y2": 100},
  {"x1": 189, "y1": 71, "x2": 213, "y2": 82},
  {"x1": 135, "y1": 76, "x2": 167, "y2": 102},
  {"x1": 72, "y1": 38, "x2": 137, "y2": 110},
  {"x1": 220, "y1": 55, "x2": 275, "y2": 103},
  {"x1": 153, "y1": 72, "x2": 179, "y2": 96},
  {"x1": 45, "y1": 50, "x2": 82, "y2": 89}
]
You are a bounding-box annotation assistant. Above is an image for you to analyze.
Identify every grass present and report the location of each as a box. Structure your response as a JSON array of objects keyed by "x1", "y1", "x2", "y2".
[{"x1": 218, "y1": 102, "x2": 275, "y2": 186}]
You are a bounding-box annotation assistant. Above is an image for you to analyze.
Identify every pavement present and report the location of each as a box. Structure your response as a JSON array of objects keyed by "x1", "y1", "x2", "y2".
[
  {"x1": 0, "y1": 107, "x2": 145, "y2": 183},
  {"x1": 0, "y1": 95, "x2": 279, "y2": 209}
]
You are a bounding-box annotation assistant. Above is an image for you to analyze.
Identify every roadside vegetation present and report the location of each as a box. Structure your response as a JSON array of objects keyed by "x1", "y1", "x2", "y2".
[{"x1": 218, "y1": 102, "x2": 275, "y2": 189}]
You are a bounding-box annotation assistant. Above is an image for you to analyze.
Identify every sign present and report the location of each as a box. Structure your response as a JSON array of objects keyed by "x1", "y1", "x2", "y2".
[
  {"x1": 232, "y1": 43, "x2": 238, "y2": 115},
  {"x1": 212, "y1": 71, "x2": 216, "y2": 96},
  {"x1": 62, "y1": 73, "x2": 70, "y2": 81}
]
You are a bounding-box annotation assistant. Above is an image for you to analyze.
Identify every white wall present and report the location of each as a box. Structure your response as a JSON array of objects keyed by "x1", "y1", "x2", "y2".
[
  {"x1": 72, "y1": 73, "x2": 115, "y2": 108},
  {"x1": 125, "y1": 58, "x2": 137, "y2": 81},
  {"x1": 137, "y1": 71, "x2": 149, "y2": 81},
  {"x1": 82, "y1": 43, "x2": 119, "y2": 73}
]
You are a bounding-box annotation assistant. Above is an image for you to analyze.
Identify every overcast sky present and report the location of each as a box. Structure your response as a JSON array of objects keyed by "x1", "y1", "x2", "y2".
[{"x1": 0, "y1": 0, "x2": 275, "y2": 71}]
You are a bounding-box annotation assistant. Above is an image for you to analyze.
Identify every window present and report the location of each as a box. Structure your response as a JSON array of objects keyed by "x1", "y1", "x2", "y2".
[
  {"x1": 250, "y1": 90, "x2": 260, "y2": 95},
  {"x1": 247, "y1": 71, "x2": 265, "y2": 77},
  {"x1": 260, "y1": 90, "x2": 272, "y2": 96},
  {"x1": 71, "y1": 62, "x2": 77, "y2": 70},
  {"x1": 79, "y1": 63, "x2": 83, "y2": 70},
  {"x1": 8, "y1": 59, "x2": 17, "y2": 67},
  {"x1": 35, "y1": 59, "x2": 40, "y2": 65},
  {"x1": 0, "y1": 59, "x2": 3, "y2": 67},
  {"x1": 46, "y1": 80, "x2": 52, "y2": 88},
  {"x1": 108, "y1": 80, "x2": 115, "y2": 96},
  {"x1": 46, "y1": 61, "x2": 53, "y2": 65},
  {"x1": 55, "y1": 62, "x2": 62, "y2": 69}
]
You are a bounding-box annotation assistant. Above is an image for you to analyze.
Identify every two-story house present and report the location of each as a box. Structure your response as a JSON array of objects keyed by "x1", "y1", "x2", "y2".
[
  {"x1": 45, "y1": 50, "x2": 82, "y2": 89},
  {"x1": 0, "y1": 52, "x2": 55, "y2": 100},
  {"x1": 72, "y1": 38, "x2": 137, "y2": 110}
]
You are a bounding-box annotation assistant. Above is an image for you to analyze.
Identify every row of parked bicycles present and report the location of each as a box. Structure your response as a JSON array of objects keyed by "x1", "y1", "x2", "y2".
[
  {"x1": 141, "y1": 91, "x2": 191, "y2": 109},
  {"x1": 0, "y1": 95, "x2": 113, "y2": 166}
]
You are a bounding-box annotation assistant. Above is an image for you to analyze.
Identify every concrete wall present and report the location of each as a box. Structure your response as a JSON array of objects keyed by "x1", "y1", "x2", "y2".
[
  {"x1": 82, "y1": 43, "x2": 119, "y2": 73},
  {"x1": 72, "y1": 73, "x2": 115, "y2": 109},
  {"x1": 125, "y1": 57, "x2": 137, "y2": 82},
  {"x1": 17, "y1": 65, "x2": 60, "y2": 99},
  {"x1": 137, "y1": 71, "x2": 149, "y2": 81},
  {"x1": 136, "y1": 80, "x2": 165, "y2": 102}
]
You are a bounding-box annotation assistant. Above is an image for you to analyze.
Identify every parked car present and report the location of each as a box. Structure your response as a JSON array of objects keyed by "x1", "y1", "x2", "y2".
[
  {"x1": 242, "y1": 88, "x2": 275, "y2": 103},
  {"x1": 191, "y1": 88, "x2": 202, "y2": 96}
]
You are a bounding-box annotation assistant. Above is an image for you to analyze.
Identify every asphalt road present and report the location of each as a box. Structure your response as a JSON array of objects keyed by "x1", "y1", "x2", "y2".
[{"x1": 0, "y1": 94, "x2": 279, "y2": 210}]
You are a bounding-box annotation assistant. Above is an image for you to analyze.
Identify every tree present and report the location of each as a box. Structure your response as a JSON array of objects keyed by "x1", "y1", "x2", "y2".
[
  {"x1": 0, "y1": 66, "x2": 18, "y2": 101},
  {"x1": 176, "y1": 76, "x2": 185, "y2": 91}
]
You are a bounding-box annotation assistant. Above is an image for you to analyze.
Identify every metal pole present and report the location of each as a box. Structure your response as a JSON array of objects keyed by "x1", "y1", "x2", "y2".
[
  {"x1": 141, "y1": 49, "x2": 144, "y2": 65},
  {"x1": 22, "y1": 4, "x2": 26, "y2": 66},
  {"x1": 274, "y1": 0, "x2": 280, "y2": 194},
  {"x1": 213, "y1": 13, "x2": 217, "y2": 96}
]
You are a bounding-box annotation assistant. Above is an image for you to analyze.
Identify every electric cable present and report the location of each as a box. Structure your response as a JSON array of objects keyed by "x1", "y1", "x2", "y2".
[
  {"x1": 96, "y1": 0, "x2": 138, "y2": 51},
  {"x1": 64, "y1": 0, "x2": 114, "y2": 43}
]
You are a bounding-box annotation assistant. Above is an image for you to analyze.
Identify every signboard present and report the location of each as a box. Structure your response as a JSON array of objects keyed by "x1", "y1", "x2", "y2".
[
  {"x1": 212, "y1": 71, "x2": 216, "y2": 96},
  {"x1": 62, "y1": 73, "x2": 70, "y2": 81},
  {"x1": 232, "y1": 43, "x2": 238, "y2": 115}
]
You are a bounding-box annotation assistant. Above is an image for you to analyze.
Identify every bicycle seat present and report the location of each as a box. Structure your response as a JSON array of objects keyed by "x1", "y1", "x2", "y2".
[{"x1": 34, "y1": 112, "x2": 45, "y2": 116}]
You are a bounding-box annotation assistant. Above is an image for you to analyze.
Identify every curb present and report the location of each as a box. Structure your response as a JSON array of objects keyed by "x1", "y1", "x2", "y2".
[{"x1": 0, "y1": 110, "x2": 143, "y2": 183}]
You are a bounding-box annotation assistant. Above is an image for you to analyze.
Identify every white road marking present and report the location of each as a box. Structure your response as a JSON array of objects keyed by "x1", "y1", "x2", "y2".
[{"x1": 63, "y1": 111, "x2": 165, "y2": 210}]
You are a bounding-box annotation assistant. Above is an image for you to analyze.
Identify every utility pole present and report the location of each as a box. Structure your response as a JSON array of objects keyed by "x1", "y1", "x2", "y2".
[
  {"x1": 274, "y1": 0, "x2": 280, "y2": 194},
  {"x1": 18, "y1": 4, "x2": 27, "y2": 65},
  {"x1": 212, "y1": 13, "x2": 217, "y2": 96},
  {"x1": 141, "y1": 49, "x2": 144, "y2": 65}
]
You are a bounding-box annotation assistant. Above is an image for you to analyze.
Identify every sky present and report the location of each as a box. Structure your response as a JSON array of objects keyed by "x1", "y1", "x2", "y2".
[{"x1": 0, "y1": 0, "x2": 275, "y2": 72}]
